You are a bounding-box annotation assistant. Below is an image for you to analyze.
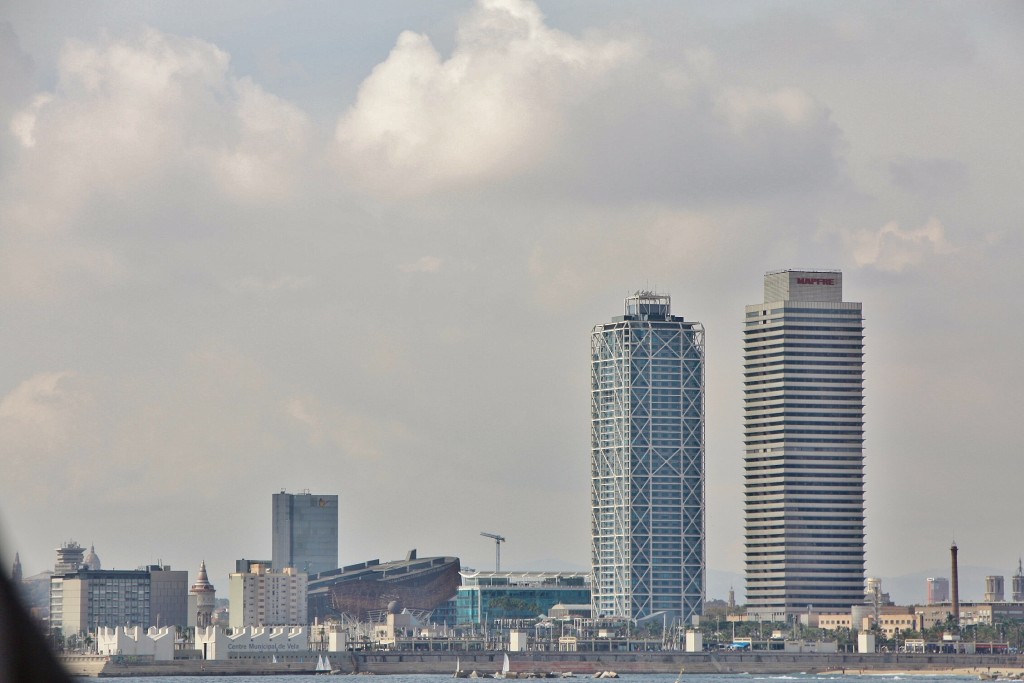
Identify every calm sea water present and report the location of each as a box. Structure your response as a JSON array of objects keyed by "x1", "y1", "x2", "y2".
[{"x1": 75, "y1": 674, "x2": 982, "y2": 683}]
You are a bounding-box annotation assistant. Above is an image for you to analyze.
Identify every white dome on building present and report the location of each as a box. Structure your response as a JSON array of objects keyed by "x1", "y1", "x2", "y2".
[{"x1": 84, "y1": 544, "x2": 101, "y2": 570}]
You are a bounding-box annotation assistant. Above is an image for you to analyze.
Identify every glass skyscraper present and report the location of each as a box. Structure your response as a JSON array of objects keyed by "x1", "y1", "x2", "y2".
[
  {"x1": 272, "y1": 490, "x2": 339, "y2": 576},
  {"x1": 743, "y1": 270, "x2": 865, "y2": 619},
  {"x1": 590, "y1": 292, "x2": 705, "y2": 623}
]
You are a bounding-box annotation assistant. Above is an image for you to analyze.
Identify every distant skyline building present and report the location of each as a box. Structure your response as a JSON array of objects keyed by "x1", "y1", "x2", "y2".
[
  {"x1": 927, "y1": 577, "x2": 950, "y2": 605},
  {"x1": 590, "y1": 291, "x2": 705, "y2": 623},
  {"x1": 228, "y1": 563, "x2": 307, "y2": 629},
  {"x1": 54, "y1": 540, "x2": 85, "y2": 576},
  {"x1": 49, "y1": 562, "x2": 188, "y2": 636},
  {"x1": 456, "y1": 570, "x2": 591, "y2": 625},
  {"x1": 743, "y1": 270, "x2": 865, "y2": 619},
  {"x1": 1013, "y1": 561, "x2": 1024, "y2": 602},
  {"x1": 985, "y1": 575, "x2": 1005, "y2": 603},
  {"x1": 189, "y1": 560, "x2": 217, "y2": 629},
  {"x1": 272, "y1": 490, "x2": 339, "y2": 576}
]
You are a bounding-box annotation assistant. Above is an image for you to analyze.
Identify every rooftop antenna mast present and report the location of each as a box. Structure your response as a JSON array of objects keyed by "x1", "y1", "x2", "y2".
[{"x1": 480, "y1": 532, "x2": 506, "y2": 572}]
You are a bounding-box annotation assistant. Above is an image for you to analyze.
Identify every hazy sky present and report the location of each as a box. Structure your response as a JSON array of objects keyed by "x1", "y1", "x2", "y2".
[{"x1": 1, "y1": 1, "x2": 1022, "y2": 606}]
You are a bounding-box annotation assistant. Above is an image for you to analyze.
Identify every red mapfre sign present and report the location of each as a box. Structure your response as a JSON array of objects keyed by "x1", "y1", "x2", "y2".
[{"x1": 796, "y1": 277, "x2": 835, "y2": 286}]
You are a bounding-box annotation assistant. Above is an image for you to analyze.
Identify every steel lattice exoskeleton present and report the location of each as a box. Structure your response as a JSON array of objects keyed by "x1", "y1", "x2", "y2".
[{"x1": 590, "y1": 292, "x2": 705, "y2": 624}]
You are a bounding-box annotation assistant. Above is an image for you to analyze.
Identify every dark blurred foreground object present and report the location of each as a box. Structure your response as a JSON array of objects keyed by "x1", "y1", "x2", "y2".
[{"x1": 0, "y1": 566, "x2": 73, "y2": 682}]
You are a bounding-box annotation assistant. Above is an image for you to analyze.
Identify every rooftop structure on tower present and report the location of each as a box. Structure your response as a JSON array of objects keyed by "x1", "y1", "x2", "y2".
[
  {"x1": 83, "y1": 545, "x2": 101, "y2": 571},
  {"x1": 54, "y1": 540, "x2": 85, "y2": 576}
]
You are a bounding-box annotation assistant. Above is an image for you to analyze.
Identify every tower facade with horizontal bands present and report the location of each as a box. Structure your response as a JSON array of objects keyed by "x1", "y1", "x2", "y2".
[
  {"x1": 591, "y1": 292, "x2": 705, "y2": 623},
  {"x1": 744, "y1": 270, "x2": 865, "y2": 619}
]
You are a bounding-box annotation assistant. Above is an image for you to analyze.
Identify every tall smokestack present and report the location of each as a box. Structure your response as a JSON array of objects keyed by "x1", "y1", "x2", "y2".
[{"x1": 951, "y1": 542, "x2": 960, "y2": 626}]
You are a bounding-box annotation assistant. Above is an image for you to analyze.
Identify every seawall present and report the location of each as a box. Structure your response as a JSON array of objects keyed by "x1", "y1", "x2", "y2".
[{"x1": 64, "y1": 651, "x2": 1024, "y2": 677}]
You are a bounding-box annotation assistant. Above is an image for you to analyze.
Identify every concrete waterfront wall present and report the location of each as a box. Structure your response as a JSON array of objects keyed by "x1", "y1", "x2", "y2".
[
  {"x1": 66, "y1": 650, "x2": 1024, "y2": 677},
  {"x1": 352, "y1": 651, "x2": 1024, "y2": 675}
]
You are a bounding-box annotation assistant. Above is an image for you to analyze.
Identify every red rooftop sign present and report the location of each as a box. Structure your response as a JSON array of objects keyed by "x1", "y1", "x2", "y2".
[{"x1": 796, "y1": 277, "x2": 835, "y2": 285}]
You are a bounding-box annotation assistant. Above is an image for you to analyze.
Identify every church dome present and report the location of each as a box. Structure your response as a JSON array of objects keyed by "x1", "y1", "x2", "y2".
[{"x1": 83, "y1": 544, "x2": 101, "y2": 570}]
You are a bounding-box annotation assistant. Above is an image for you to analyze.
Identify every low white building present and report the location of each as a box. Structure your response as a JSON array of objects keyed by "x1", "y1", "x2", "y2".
[
  {"x1": 195, "y1": 625, "x2": 308, "y2": 660},
  {"x1": 96, "y1": 626, "x2": 175, "y2": 661}
]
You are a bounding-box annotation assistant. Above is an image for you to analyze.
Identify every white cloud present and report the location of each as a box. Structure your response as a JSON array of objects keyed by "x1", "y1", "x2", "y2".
[
  {"x1": 1, "y1": 28, "x2": 311, "y2": 301},
  {"x1": 284, "y1": 395, "x2": 411, "y2": 461},
  {"x1": 9, "y1": 94, "x2": 51, "y2": 148},
  {"x1": 0, "y1": 371, "x2": 94, "y2": 460},
  {"x1": 228, "y1": 274, "x2": 315, "y2": 294},
  {"x1": 844, "y1": 217, "x2": 955, "y2": 272},
  {"x1": 335, "y1": 0, "x2": 633, "y2": 194},
  {"x1": 398, "y1": 256, "x2": 443, "y2": 273},
  {"x1": 714, "y1": 86, "x2": 818, "y2": 133}
]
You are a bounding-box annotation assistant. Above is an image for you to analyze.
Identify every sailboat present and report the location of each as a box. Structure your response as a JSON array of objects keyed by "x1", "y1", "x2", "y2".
[
  {"x1": 324, "y1": 655, "x2": 333, "y2": 673},
  {"x1": 495, "y1": 653, "x2": 511, "y2": 679},
  {"x1": 272, "y1": 654, "x2": 277, "y2": 664},
  {"x1": 316, "y1": 654, "x2": 329, "y2": 674},
  {"x1": 454, "y1": 656, "x2": 469, "y2": 678}
]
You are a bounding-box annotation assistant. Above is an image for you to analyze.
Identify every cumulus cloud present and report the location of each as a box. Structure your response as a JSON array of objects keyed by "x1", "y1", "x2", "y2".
[
  {"x1": 228, "y1": 274, "x2": 315, "y2": 294},
  {"x1": 398, "y1": 256, "x2": 443, "y2": 273},
  {"x1": 332, "y1": 0, "x2": 843, "y2": 203},
  {"x1": 889, "y1": 157, "x2": 969, "y2": 198},
  {"x1": 844, "y1": 217, "x2": 955, "y2": 272},
  {"x1": 335, "y1": 0, "x2": 633, "y2": 193},
  {"x1": 284, "y1": 395, "x2": 412, "y2": 461},
  {"x1": 0, "y1": 372, "x2": 90, "y2": 449},
  {"x1": 9, "y1": 28, "x2": 310, "y2": 202},
  {"x1": 0, "y1": 27, "x2": 311, "y2": 302}
]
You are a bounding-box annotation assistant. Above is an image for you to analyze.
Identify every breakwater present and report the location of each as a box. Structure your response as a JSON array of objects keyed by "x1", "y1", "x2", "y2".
[{"x1": 63, "y1": 651, "x2": 1024, "y2": 678}]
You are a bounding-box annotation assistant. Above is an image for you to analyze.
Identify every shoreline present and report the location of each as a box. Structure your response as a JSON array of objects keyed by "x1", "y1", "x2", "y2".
[{"x1": 60, "y1": 652, "x2": 1024, "y2": 678}]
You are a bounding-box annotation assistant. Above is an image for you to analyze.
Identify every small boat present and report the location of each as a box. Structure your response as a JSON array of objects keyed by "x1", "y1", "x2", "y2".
[
  {"x1": 455, "y1": 657, "x2": 469, "y2": 679},
  {"x1": 316, "y1": 654, "x2": 330, "y2": 675},
  {"x1": 495, "y1": 653, "x2": 511, "y2": 679}
]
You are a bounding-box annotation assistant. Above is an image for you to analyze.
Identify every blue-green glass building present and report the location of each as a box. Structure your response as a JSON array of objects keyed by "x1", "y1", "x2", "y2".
[
  {"x1": 455, "y1": 571, "x2": 591, "y2": 625},
  {"x1": 590, "y1": 292, "x2": 705, "y2": 624}
]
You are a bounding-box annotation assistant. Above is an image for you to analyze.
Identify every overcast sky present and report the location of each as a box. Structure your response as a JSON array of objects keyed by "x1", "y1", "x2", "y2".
[{"x1": 1, "y1": 0, "x2": 1022, "y2": 606}]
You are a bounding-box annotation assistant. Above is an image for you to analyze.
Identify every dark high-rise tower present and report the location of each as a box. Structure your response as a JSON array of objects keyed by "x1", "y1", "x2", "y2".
[
  {"x1": 272, "y1": 490, "x2": 339, "y2": 576},
  {"x1": 590, "y1": 292, "x2": 705, "y2": 623},
  {"x1": 743, "y1": 270, "x2": 865, "y2": 619}
]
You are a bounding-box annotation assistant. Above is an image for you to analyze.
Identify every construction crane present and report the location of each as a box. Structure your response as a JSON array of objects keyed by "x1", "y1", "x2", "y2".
[{"x1": 480, "y1": 532, "x2": 506, "y2": 572}]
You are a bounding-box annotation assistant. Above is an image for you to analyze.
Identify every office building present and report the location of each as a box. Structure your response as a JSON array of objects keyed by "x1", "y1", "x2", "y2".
[
  {"x1": 590, "y1": 291, "x2": 705, "y2": 623},
  {"x1": 272, "y1": 490, "x2": 338, "y2": 576},
  {"x1": 456, "y1": 570, "x2": 591, "y2": 625},
  {"x1": 927, "y1": 577, "x2": 950, "y2": 605},
  {"x1": 228, "y1": 563, "x2": 307, "y2": 629},
  {"x1": 49, "y1": 564, "x2": 187, "y2": 637},
  {"x1": 1013, "y1": 561, "x2": 1024, "y2": 602},
  {"x1": 744, "y1": 270, "x2": 865, "y2": 619}
]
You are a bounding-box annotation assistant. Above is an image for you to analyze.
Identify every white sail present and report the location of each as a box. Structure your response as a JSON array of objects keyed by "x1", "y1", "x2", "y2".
[
  {"x1": 325, "y1": 655, "x2": 333, "y2": 671},
  {"x1": 502, "y1": 653, "x2": 511, "y2": 674},
  {"x1": 316, "y1": 654, "x2": 326, "y2": 671},
  {"x1": 272, "y1": 654, "x2": 277, "y2": 664}
]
